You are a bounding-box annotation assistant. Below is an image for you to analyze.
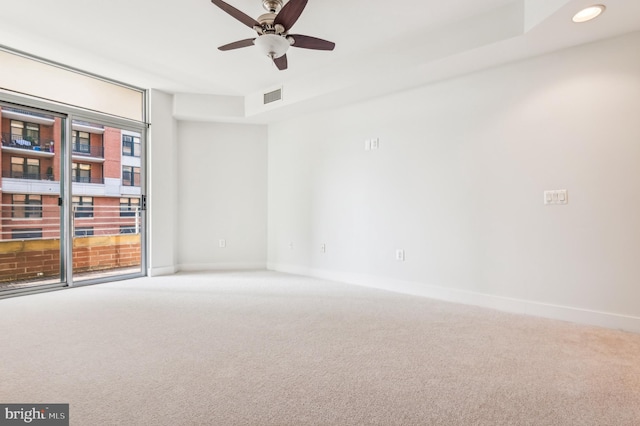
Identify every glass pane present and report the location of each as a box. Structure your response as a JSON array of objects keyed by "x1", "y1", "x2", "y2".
[
  {"x1": 72, "y1": 120, "x2": 143, "y2": 282},
  {"x1": 1, "y1": 106, "x2": 63, "y2": 292}
]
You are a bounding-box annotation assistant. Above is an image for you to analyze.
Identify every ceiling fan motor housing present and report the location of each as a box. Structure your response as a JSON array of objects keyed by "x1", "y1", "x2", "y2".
[{"x1": 256, "y1": 13, "x2": 286, "y2": 35}]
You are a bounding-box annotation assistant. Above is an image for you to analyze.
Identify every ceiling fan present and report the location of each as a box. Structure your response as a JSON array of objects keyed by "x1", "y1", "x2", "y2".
[{"x1": 211, "y1": 0, "x2": 335, "y2": 70}]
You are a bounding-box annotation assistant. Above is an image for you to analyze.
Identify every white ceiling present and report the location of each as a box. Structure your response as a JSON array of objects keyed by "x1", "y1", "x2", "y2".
[{"x1": 1, "y1": 0, "x2": 639, "y2": 122}]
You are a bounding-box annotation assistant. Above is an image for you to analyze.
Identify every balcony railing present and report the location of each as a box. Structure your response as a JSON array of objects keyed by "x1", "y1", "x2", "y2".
[
  {"x1": 72, "y1": 176, "x2": 105, "y2": 184},
  {"x1": 72, "y1": 143, "x2": 104, "y2": 158},
  {"x1": 2, "y1": 172, "x2": 105, "y2": 184},
  {"x1": 1, "y1": 203, "x2": 142, "y2": 241},
  {"x1": 2, "y1": 171, "x2": 53, "y2": 181},
  {"x1": 1, "y1": 133, "x2": 54, "y2": 152}
]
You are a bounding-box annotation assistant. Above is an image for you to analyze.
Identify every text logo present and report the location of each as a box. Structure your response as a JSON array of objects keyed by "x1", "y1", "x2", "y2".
[{"x1": 0, "y1": 405, "x2": 68, "y2": 426}]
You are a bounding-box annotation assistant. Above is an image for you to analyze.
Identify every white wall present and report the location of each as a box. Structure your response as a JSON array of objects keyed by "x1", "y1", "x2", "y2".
[
  {"x1": 177, "y1": 121, "x2": 267, "y2": 270},
  {"x1": 148, "y1": 89, "x2": 178, "y2": 276},
  {"x1": 267, "y1": 32, "x2": 640, "y2": 332}
]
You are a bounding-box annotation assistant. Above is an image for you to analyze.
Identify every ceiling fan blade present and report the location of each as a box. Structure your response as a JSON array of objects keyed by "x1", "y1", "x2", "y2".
[
  {"x1": 289, "y1": 34, "x2": 335, "y2": 51},
  {"x1": 211, "y1": 0, "x2": 260, "y2": 28},
  {"x1": 273, "y1": 54, "x2": 288, "y2": 71},
  {"x1": 274, "y1": 0, "x2": 308, "y2": 30},
  {"x1": 218, "y1": 38, "x2": 256, "y2": 51}
]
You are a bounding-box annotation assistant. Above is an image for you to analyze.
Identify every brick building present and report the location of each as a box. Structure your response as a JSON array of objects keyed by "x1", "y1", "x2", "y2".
[
  {"x1": 0, "y1": 105, "x2": 143, "y2": 283},
  {"x1": 0, "y1": 105, "x2": 141, "y2": 241}
]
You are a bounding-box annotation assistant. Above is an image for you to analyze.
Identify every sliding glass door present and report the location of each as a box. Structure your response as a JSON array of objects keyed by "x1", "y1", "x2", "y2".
[
  {"x1": 0, "y1": 104, "x2": 66, "y2": 293},
  {"x1": 0, "y1": 101, "x2": 146, "y2": 294},
  {"x1": 70, "y1": 119, "x2": 144, "y2": 283}
]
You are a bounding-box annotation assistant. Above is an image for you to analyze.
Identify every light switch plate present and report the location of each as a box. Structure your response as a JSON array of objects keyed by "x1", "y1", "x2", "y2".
[{"x1": 544, "y1": 190, "x2": 568, "y2": 205}]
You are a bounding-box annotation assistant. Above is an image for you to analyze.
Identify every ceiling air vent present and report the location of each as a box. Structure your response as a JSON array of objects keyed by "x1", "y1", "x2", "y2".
[{"x1": 263, "y1": 88, "x2": 282, "y2": 105}]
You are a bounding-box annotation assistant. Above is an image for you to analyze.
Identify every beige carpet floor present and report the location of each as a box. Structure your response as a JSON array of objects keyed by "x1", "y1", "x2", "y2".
[{"x1": 1, "y1": 271, "x2": 639, "y2": 425}]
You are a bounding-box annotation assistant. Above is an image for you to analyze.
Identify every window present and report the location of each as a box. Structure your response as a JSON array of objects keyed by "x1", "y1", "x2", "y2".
[
  {"x1": 72, "y1": 130, "x2": 91, "y2": 154},
  {"x1": 120, "y1": 197, "x2": 140, "y2": 217},
  {"x1": 72, "y1": 163, "x2": 91, "y2": 183},
  {"x1": 72, "y1": 196, "x2": 93, "y2": 218},
  {"x1": 11, "y1": 229, "x2": 42, "y2": 240},
  {"x1": 122, "y1": 134, "x2": 141, "y2": 157},
  {"x1": 75, "y1": 227, "x2": 94, "y2": 237},
  {"x1": 122, "y1": 166, "x2": 140, "y2": 186},
  {"x1": 120, "y1": 225, "x2": 136, "y2": 234},
  {"x1": 12, "y1": 194, "x2": 42, "y2": 218},
  {"x1": 10, "y1": 120, "x2": 40, "y2": 145},
  {"x1": 11, "y1": 157, "x2": 40, "y2": 179}
]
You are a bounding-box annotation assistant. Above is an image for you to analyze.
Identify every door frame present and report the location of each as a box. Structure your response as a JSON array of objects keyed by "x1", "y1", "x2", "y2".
[{"x1": 0, "y1": 91, "x2": 148, "y2": 295}]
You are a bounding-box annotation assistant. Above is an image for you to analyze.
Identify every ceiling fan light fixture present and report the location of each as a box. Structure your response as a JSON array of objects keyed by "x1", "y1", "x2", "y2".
[
  {"x1": 572, "y1": 5, "x2": 606, "y2": 23},
  {"x1": 254, "y1": 34, "x2": 290, "y2": 59}
]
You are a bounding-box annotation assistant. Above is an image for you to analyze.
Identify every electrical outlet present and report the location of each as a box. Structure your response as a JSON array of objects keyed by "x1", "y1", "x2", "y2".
[
  {"x1": 396, "y1": 249, "x2": 405, "y2": 262},
  {"x1": 321, "y1": 243, "x2": 326, "y2": 253},
  {"x1": 219, "y1": 239, "x2": 226, "y2": 248},
  {"x1": 371, "y1": 138, "x2": 379, "y2": 150}
]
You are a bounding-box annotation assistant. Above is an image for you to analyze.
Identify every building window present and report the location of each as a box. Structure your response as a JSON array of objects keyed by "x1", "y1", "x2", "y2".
[
  {"x1": 72, "y1": 163, "x2": 92, "y2": 183},
  {"x1": 72, "y1": 130, "x2": 91, "y2": 154},
  {"x1": 72, "y1": 196, "x2": 93, "y2": 218},
  {"x1": 120, "y1": 197, "x2": 140, "y2": 217},
  {"x1": 75, "y1": 227, "x2": 94, "y2": 237},
  {"x1": 11, "y1": 157, "x2": 40, "y2": 179},
  {"x1": 122, "y1": 166, "x2": 140, "y2": 186},
  {"x1": 10, "y1": 120, "x2": 40, "y2": 145},
  {"x1": 120, "y1": 225, "x2": 137, "y2": 234},
  {"x1": 122, "y1": 134, "x2": 141, "y2": 157},
  {"x1": 11, "y1": 229, "x2": 43, "y2": 240},
  {"x1": 12, "y1": 194, "x2": 42, "y2": 218}
]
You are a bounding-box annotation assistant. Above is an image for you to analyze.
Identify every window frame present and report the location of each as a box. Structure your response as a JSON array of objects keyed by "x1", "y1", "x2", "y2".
[
  {"x1": 11, "y1": 228, "x2": 43, "y2": 240},
  {"x1": 72, "y1": 130, "x2": 91, "y2": 154},
  {"x1": 72, "y1": 162, "x2": 92, "y2": 183},
  {"x1": 10, "y1": 120, "x2": 40, "y2": 145},
  {"x1": 120, "y1": 197, "x2": 140, "y2": 217},
  {"x1": 122, "y1": 134, "x2": 141, "y2": 157},
  {"x1": 10, "y1": 156, "x2": 40, "y2": 179},
  {"x1": 12, "y1": 194, "x2": 43, "y2": 219},
  {"x1": 72, "y1": 196, "x2": 94, "y2": 218},
  {"x1": 74, "y1": 227, "x2": 94, "y2": 237},
  {"x1": 122, "y1": 166, "x2": 140, "y2": 187}
]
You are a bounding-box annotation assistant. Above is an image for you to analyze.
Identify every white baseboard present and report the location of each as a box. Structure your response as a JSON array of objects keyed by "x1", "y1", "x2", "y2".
[
  {"x1": 179, "y1": 262, "x2": 267, "y2": 272},
  {"x1": 148, "y1": 265, "x2": 178, "y2": 277},
  {"x1": 267, "y1": 262, "x2": 640, "y2": 334}
]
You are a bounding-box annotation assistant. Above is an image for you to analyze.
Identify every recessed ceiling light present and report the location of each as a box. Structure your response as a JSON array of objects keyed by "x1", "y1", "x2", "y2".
[{"x1": 572, "y1": 5, "x2": 606, "y2": 23}]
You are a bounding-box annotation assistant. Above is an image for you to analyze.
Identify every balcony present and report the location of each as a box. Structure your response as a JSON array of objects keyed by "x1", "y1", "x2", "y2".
[
  {"x1": 0, "y1": 235, "x2": 141, "y2": 289},
  {"x1": 0, "y1": 201, "x2": 142, "y2": 288},
  {"x1": 1, "y1": 133, "x2": 55, "y2": 158},
  {"x1": 71, "y1": 176, "x2": 105, "y2": 185},
  {"x1": 72, "y1": 143, "x2": 104, "y2": 160},
  {"x1": 1, "y1": 109, "x2": 56, "y2": 126},
  {"x1": 1, "y1": 174, "x2": 106, "y2": 189},
  {"x1": 2, "y1": 171, "x2": 53, "y2": 181},
  {"x1": 1, "y1": 171, "x2": 59, "y2": 194}
]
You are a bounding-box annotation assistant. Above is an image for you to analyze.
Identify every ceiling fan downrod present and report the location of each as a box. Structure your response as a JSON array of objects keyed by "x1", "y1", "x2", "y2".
[{"x1": 262, "y1": 0, "x2": 283, "y2": 13}]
